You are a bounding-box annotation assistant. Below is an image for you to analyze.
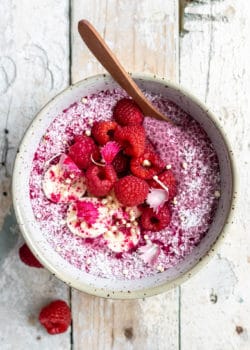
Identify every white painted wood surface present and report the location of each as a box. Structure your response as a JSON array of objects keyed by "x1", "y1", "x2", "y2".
[
  {"x1": 0, "y1": 0, "x2": 249, "y2": 349},
  {"x1": 0, "y1": 1, "x2": 70, "y2": 349},
  {"x1": 180, "y1": 1, "x2": 250, "y2": 349}
]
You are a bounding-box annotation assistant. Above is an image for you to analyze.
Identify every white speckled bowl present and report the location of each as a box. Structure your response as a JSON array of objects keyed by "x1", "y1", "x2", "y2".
[{"x1": 12, "y1": 74, "x2": 235, "y2": 299}]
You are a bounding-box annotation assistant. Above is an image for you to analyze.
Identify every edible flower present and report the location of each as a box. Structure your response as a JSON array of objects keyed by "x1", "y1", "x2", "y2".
[
  {"x1": 146, "y1": 188, "x2": 169, "y2": 213},
  {"x1": 137, "y1": 240, "x2": 160, "y2": 265},
  {"x1": 101, "y1": 141, "x2": 121, "y2": 164}
]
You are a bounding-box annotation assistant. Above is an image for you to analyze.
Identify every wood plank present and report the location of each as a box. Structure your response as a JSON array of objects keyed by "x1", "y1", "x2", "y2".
[
  {"x1": 180, "y1": 1, "x2": 250, "y2": 349},
  {"x1": 0, "y1": 0, "x2": 70, "y2": 349},
  {"x1": 71, "y1": 1, "x2": 179, "y2": 349},
  {"x1": 71, "y1": 0, "x2": 178, "y2": 80},
  {"x1": 72, "y1": 291, "x2": 179, "y2": 350}
]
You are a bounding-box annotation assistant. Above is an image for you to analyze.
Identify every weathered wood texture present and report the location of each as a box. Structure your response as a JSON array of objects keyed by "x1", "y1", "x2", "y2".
[
  {"x1": 71, "y1": 1, "x2": 179, "y2": 349},
  {"x1": 180, "y1": 1, "x2": 250, "y2": 349},
  {"x1": 71, "y1": 0, "x2": 179, "y2": 80},
  {"x1": 0, "y1": 0, "x2": 70, "y2": 349},
  {"x1": 1, "y1": 0, "x2": 250, "y2": 349}
]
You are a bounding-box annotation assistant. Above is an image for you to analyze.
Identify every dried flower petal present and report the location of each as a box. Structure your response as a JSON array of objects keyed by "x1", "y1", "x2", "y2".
[
  {"x1": 146, "y1": 188, "x2": 169, "y2": 213},
  {"x1": 101, "y1": 141, "x2": 121, "y2": 164},
  {"x1": 44, "y1": 153, "x2": 62, "y2": 168},
  {"x1": 137, "y1": 241, "x2": 160, "y2": 265},
  {"x1": 75, "y1": 200, "x2": 99, "y2": 225},
  {"x1": 59, "y1": 154, "x2": 82, "y2": 177}
]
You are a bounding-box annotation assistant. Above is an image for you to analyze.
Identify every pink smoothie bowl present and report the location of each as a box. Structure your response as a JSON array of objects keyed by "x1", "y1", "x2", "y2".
[{"x1": 12, "y1": 73, "x2": 236, "y2": 299}]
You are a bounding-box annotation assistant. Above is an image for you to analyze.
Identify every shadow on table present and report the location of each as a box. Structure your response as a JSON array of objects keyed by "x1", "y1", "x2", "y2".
[{"x1": 0, "y1": 207, "x2": 19, "y2": 266}]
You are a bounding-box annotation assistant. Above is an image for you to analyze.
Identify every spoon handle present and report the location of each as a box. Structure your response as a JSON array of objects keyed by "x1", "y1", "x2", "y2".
[{"x1": 78, "y1": 20, "x2": 170, "y2": 122}]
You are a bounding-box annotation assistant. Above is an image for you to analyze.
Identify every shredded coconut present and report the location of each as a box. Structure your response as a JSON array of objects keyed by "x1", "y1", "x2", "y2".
[{"x1": 29, "y1": 89, "x2": 220, "y2": 280}]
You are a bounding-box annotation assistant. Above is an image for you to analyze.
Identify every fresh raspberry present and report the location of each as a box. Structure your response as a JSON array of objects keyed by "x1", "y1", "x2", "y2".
[
  {"x1": 114, "y1": 125, "x2": 145, "y2": 157},
  {"x1": 92, "y1": 121, "x2": 118, "y2": 145},
  {"x1": 112, "y1": 151, "x2": 130, "y2": 174},
  {"x1": 114, "y1": 175, "x2": 149, "y2": 206},
  {"x1": 39, "y1": 300, "x2": 71, "y2": 335},
  {"x1": 86, "y1": 164, "x2": 117, "y2": 197},
  {"x1": 148, "y1": 169, "x2": 177, "y2": 200},
  {"x1": 19, "y1": 243, "x2": 43, "y2": 268},
  {"x1": 68, "y1": 135, "x2": 100, "y2": 170},
  {"x1": 113, "y1": 98, "x2": 144, "y2": 126},
  {"x1": 141, "y1": 204, "x2": 171, "y2": 232},
  {"x1": 130, "y1": 150, "x2": 164, "y2": 180}
]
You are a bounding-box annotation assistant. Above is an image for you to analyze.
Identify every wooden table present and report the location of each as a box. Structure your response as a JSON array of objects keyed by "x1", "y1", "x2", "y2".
[{"x1": 0, "y1": 1, "x2": 249, "y2": 349}]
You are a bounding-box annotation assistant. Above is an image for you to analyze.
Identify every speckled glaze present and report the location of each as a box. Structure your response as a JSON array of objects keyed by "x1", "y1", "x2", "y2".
[{"x1": 12, "y1": 74, "x2": 235, "y2": 299}]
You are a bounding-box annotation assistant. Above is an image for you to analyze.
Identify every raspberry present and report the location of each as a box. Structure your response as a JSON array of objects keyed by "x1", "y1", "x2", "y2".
[
  {"x1": 114, "y1": 125, "x2": 145, "y2": 157},
  {"x1": 112, "y1": 151, "x2": 130, "y2": 174},
  {"x1": 145, "y1": 139, "x2": 156, "y2": 153},
  {"x1": 141, "y1": 204, "x2": 171, "y2": 232},
  {"x1": 92, "y1": 121, "x2": 118, "y2": 145},
  {"x1": 114, "y1": 175, "x2": 149, "y2": 206},
  {"x1": 148, "y1": 170, "x2": 177, "y2": 200},
  {"x1": 19, "y1": 243, "x2": 43, "y2": 268},
  {"x1": 130, "y1": 150, "x2": 164, "y2": 180},
  {"x1": 68, "y1": 135, "x2": 100, "y2": 170},
  {"x1": 39, "y1": 300, "x2": 71, "y2": 335},
  {"x1": 86, "y1": 164, "x2": 117, "y2": 197},
  {"x1": 113, "y1": 98, "x2": 144, "y2": 126}
]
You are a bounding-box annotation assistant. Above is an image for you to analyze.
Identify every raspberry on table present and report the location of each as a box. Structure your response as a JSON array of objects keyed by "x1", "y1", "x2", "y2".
[
  {"x1": 148, "y1": 169, "x2": 177, "y2": 201},
  {"x1": 130, "y1": 150, "x2": 164, "y2": 180},
  {"x1": 92, "y1": 121, "x2": 118, "y2": 145},
  {"x1": 114, "y1": 175, "x2": 149, "y2": 206},
  {"x1": 68, "y1": 135, "x2": 100, "y2": 170},
  {"x1": 113, "y1": 98, "x2": 144, "y2": 126},
  {"x1": 39, "y1": 300, "x2": 71, "y2": 335},
  {"x1": 141, "y1": 204, "x2": 171, "y2": 232},
  {"x1": 114, "y1": 125, "x2": 145, "y2": 157},
  {"x1": 112, "y1": 151, "x2": 130, "y2": 175},
  {"x1": 86, "y1": 164, "x2": 117, "y2": 197},
  {"x1": 19, "y1": 243, "x2": 43, "y2": 268}
]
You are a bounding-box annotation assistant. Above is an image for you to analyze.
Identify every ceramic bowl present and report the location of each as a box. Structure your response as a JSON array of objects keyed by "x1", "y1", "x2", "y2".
[{"x1": 12, "y1": 73, "x2": 235, "y2": 299}]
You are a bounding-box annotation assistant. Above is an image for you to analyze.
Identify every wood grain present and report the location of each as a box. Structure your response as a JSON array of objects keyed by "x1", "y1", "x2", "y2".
[
  {"x1": 180, "y1": 1, "x2": 250, "y2": 349},
  {"x1": 1, "y1": 0, "x2": 249, "y2": 349},
  {"x1": 0, "y1": 0, "x2": 70, "y2": 349},
  {"x1": 71, "y1": 0, "x2": 178, "y2": 80},
  {"x1": 72, "y1": 291, "x2": 179, "y2": 350},
  {"x1": 78, "y1": 19, "x2": 171, "y2": 122},
  {"x1": 71, "y1": 1, "x2": 179, "y2": 349}
]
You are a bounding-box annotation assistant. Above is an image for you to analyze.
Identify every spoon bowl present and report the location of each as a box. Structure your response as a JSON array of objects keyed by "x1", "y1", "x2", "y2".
[{"x1": 78, "y1": 19, "x2": 171, "y2": 123}]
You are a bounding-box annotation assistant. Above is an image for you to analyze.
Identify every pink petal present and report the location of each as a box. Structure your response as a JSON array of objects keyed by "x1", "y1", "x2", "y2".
[
  {"x1": 59, "y1": 154, "x2": 82, "y2": 177},
  {"x1": 137, "y1": 241, "x2": 160, "y2": 265},
  {"x1": 101, "y1": 141, "x2": 121, "y2": 164},
  {"x1": 76, "y1": 200, "x2": 99, "y2": 225},
  {"x1": 146, "y1": 188, "x2": 169, "y2": 213}
]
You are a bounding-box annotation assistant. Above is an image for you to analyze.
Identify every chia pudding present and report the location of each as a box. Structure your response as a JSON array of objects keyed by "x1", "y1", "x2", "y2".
[{"x1": 29, "y1": 88, "x2": 220, "y2": 280}]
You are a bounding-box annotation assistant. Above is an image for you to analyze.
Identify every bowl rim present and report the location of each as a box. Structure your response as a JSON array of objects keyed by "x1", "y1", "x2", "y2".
[{"x1": 12, "y1": 72, "x2": 237, "y2": 299}]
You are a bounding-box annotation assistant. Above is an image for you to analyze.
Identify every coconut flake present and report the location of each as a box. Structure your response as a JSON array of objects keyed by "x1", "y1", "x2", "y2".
[
  {"x1": 101, "y1": 141, "x2": 121, "y2": 164},
  {"x1": 146, "y1": 188, "x2": 169, "y2": 212},
  {"x1": 137, "y1": 241, "x2": 160, "y2": 265}
]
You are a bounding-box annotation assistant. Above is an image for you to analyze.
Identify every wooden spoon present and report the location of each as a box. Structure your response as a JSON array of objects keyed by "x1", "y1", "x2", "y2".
[{"x1": 78, "y1": 19, "x2": 171, "y2": 123}]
